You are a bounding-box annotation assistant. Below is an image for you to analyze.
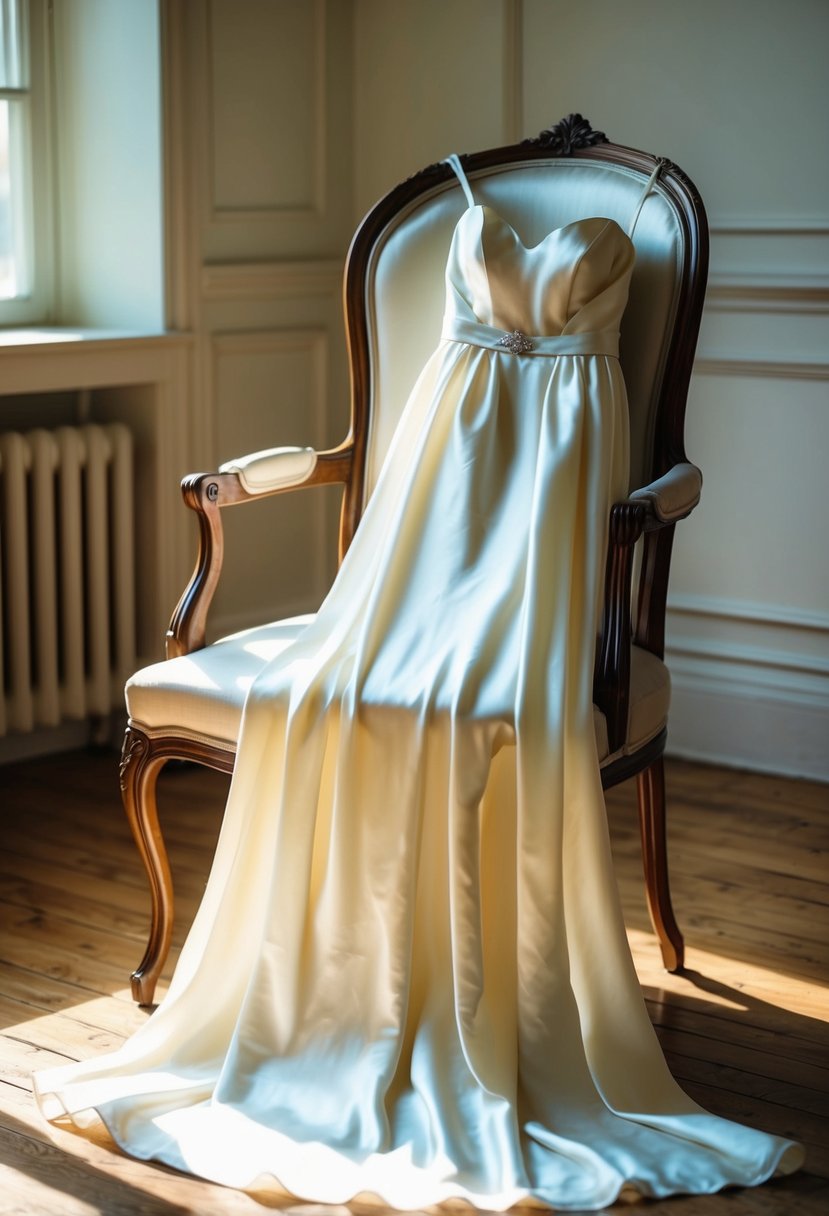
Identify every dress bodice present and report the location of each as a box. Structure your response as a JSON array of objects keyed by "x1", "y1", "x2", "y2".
[{"x1": 444, "y1": 206, "x2": 636, "y2": 344}]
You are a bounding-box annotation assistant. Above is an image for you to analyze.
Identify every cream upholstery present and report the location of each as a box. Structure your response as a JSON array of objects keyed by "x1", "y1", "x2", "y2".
[
  {"x1": 630, "y1": 461, "x2": 702, "y2": 522},
  {"x1": 126, "y1": 618, "x2": 313, "y2": 747},
  {"x1": 364, "y1": 159, "x2": 684, "y2": 497},
  {"x1": 126, "y1": 624, "x2": 669, "y2": 765},
  {"x1": 219, "y1": 446, "x2": 318, "y2": 494}
]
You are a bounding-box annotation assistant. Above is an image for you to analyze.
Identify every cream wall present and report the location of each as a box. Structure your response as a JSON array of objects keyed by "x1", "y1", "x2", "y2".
[{"x1": 157, "y1": 0, "x2": 827, "y2": 779}]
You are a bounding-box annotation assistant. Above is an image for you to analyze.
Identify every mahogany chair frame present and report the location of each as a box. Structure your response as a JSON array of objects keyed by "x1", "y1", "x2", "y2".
[{"x1": 120, "y1": 116, "x2": 709, "y2": 1004}]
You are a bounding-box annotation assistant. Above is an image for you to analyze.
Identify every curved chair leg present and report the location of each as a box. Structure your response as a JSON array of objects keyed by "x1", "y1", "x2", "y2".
[
  {"x1": 636, "y1": 755, "x2": 684, "y2": 972},
  {"x1": 119, "y1": 726, "x2": 174, "y2": 1005}
]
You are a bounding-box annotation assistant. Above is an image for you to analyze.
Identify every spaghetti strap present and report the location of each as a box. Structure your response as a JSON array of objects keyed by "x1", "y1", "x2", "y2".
[
  {"x1": 628, "y1": 161, "x2": 662, "y2": 237},
  {"x1": 444, "y1": 154, "x2": 476, "y2": 209}
]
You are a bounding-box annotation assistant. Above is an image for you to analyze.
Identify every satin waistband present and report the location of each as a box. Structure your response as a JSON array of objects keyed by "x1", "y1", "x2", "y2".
[{"x1": 442, "y1": 316, "x2": 620, "y2": 358}]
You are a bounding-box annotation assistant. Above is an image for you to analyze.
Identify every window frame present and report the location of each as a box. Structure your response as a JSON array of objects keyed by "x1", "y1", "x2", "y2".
[{"x1": 0, "y1": 0, "x2": 54, "y2": 327}]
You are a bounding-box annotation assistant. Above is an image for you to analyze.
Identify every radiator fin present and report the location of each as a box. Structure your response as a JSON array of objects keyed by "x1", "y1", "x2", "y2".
[{"x1": 0, "y1": 423, "x2": 136, "y2": 738}]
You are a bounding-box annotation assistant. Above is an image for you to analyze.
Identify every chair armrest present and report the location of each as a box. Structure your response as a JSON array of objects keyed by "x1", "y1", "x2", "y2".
[
  {"x1": 594, "y1": 463, "x2": 701, "y2": 752},
  {"x1": 166, "y1": 442, "x2": 353, "y2": 658},
  {"x1": 218, "y1": 445, "x2": 318, "y2": 495},
  {"x1": 629, "y1": 462, "x2": 702, "y2": 524}
]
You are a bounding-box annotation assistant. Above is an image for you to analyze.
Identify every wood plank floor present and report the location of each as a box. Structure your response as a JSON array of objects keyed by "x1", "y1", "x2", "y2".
[{"x1": 0, "y1": 750, "x2": 827, "y2": 1215}]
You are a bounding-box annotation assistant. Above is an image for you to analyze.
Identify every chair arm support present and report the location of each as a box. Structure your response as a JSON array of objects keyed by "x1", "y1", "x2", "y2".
[
  {"x1": 166, "y1": 443, "x2": 354, "y2": 658},
  {"x1": 594, "y1": 501, "x2": 647, "y2": 754},
  {"x1": 629, "y1": 461, "x2": 702, "y2": 524},
  {"x1": 593, "y1": 463, "x2": 701, "y2": 752}
]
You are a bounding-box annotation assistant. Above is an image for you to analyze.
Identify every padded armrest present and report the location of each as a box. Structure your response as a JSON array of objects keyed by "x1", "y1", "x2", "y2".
[
  {"x1": 629, "y1": 462, "x2": 702, "y2": 523},
  {"x1": 218, "y1": 446, "x2": 318, "y2": 495}
]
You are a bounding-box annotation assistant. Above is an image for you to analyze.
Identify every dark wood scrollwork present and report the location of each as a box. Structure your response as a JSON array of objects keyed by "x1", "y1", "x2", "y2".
[
  {"x1": 527, "y1": 113, "x2": 609, "y2": 155},
  {"x1": 654, "y1": 156, "x2": 703, "y2": 206}
]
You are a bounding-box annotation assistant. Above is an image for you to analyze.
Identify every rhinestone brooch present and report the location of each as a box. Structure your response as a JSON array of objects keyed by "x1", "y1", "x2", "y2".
[{"x1": 497, "y1": 329, "x2": 534, "y2": 354}]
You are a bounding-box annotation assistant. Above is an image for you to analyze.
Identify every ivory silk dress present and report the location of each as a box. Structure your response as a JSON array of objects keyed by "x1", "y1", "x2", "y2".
[{"x1": 34, "y1": 158, "x2": 803, "y2": 1211}]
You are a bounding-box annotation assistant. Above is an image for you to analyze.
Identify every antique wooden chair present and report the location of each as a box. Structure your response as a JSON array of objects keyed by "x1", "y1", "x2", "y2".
[{"x1": 120, "y1": 115, "x2": 707, "y2": 1004}]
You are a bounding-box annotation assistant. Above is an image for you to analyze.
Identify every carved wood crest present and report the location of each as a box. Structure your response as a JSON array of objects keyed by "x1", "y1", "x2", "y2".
[{"x1": 527, "y1": 113, "x2": 608, "y2": 155}]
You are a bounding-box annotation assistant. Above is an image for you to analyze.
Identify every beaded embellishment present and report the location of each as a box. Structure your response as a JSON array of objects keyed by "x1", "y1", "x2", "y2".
[{"x1": 497, "y1": 330, "x2": 534, "y2": 354}]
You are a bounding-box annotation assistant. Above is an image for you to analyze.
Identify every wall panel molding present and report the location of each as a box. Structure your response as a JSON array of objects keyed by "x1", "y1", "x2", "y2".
[
  {"x1": 210, "y1": 326, "x2": 330, "y2": 451},
  {"x1": 693, "y1": 356, "x2": 829, "y2": 380},
  {"x1": 667, "y1": 638, "x2": 829, "y2": 687},
  {"x1": 665, "y1": 594, "x2": 828, "y2": 780},
  {"x1": 666, "y1": 654, "x2": 829, "y2": 782},
  {"x1": 666, "y1": 600, "x2": 829, "y2": 696},
  {"x1": 208, "y1": 327, "x2": 333, "y2": 636},
  {"x1": 710, "y1": 217, "x2": 829, "y2": 235},
  {"x1": 709, "y1": 226, "x2": 829, "y2": 299},
  {"x1": 204, "y1": 0, "x2": 326, "y2": 223},
  {"x1": 668, "y1": 593, "x2": 829, "y2": 634},
  {"x1": 202, "y1": 259, "x2": 342, "y2": 301},
  {"x1": 706, "y1": 274, "x2": 829, "y2": 315}
]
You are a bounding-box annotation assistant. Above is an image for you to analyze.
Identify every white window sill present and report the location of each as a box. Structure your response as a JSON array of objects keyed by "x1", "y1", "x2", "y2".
[{"x1": 0, "y1": 327, "x2": 189, "y2": 350}]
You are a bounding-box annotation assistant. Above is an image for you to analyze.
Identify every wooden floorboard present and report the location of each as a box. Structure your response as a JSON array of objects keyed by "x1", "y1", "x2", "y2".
[{"x1": 0, "y1": 750, "x2": 827, "y2": 1214}]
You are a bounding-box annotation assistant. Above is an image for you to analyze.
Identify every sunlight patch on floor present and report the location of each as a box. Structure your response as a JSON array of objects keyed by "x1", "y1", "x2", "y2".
[
  {"x1": 626, "y1": 928, "x2": 829, "y2": 1023},
  {"x1": 3, "y1": 991, "x2": 150, "y2": 1065},
  {"x1": 0, "y1": 1167, "x2": 100, "y2": 1216}
]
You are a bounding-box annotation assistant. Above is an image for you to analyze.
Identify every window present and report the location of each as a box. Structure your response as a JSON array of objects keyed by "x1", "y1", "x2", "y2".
[
  {"x1": 0, "y1": 0, "x2": 29, "y2": 300},
  {"x1": 0, "y1": 0, "x2": 51, "y2": 325}
]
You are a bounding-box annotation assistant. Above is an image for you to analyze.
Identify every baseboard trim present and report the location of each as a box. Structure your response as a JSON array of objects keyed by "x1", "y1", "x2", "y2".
[
  {"x1": 0, "y1": 712, "x2": 127, "y2": 767},
  {"x1": 666, "y1": 665, "x2": 829, "y2": 783},
  {"x1": 663, "y1": 599, "x2": 828, "y2": 782}
]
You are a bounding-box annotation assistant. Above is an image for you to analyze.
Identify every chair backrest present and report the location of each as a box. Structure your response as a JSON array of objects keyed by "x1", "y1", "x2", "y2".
[{"x1": 339, "y1": 117, "x2": 708, "y2": 551}]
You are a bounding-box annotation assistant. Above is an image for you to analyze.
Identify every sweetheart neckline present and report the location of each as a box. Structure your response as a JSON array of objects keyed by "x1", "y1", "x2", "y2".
[{"x1": 461, "y1": 204, "x2": 632, "y2": 254}]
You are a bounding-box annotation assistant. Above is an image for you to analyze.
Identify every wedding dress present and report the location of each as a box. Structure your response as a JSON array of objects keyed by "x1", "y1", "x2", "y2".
[{"x1": 35, "y1": 156, "x2": 802, "y2": 1210}]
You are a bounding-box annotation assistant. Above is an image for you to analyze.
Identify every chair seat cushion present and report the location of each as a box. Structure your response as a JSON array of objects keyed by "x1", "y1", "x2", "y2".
[{"x1": 126, "y1": 617, "x2": 669, "y2": 763}]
